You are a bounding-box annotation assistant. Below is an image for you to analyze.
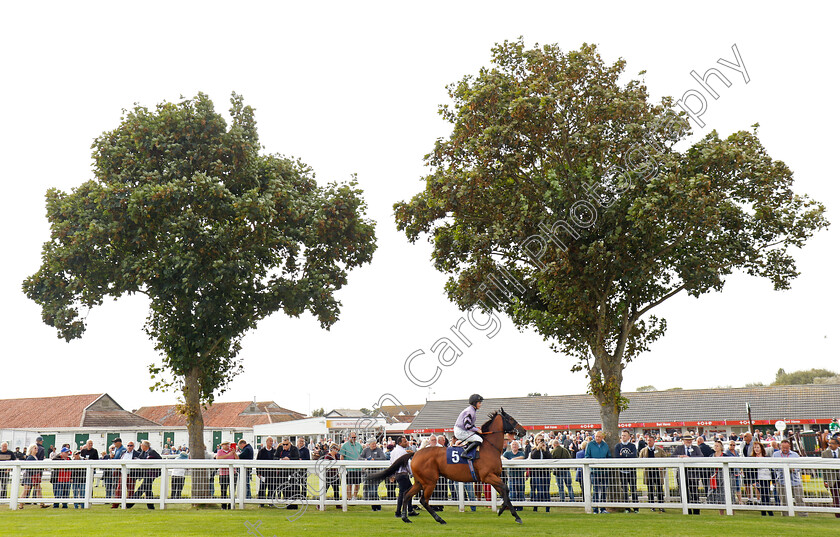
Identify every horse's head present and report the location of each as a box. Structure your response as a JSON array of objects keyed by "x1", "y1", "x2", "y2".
[{"x1": 499, "y1": 407, "x2": 527, "y2": 438}]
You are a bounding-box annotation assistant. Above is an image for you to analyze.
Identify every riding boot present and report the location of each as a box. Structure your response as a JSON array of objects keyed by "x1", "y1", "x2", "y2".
[{"x1": 462, "y1": 441, "x2": 478, "y2": 459}]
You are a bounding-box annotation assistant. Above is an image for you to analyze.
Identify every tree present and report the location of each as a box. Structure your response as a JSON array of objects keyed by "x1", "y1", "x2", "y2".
[
  {"x1": 24, "y1": 93, "x2": 377, "y2": 473},
  {"x1": 635, "y1": 385, "x2": 656, "y2": 392},
  {"x1": 312, "y1": 408, "x2": 326, "y2": 417},
  {"x1": 744, "y1": 382, "x2": 765, "y2": 388},
  {"x1": 773, "y1": 368, "x2": 837, "y2": 386},
  {"x1": 394, "y1": 40, "x2": 828, "y2": 443}
]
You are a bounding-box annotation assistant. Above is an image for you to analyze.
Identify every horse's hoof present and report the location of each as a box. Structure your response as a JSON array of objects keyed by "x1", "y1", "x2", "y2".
[
  {"x1": 437, "y1": 519, "x2": 447, "y2": 525},
  {"x1": 515, "y1": 518, "x2": 523, "y2": 524},
  {"x1": 402, "y1": 518, "x2": 412, "y2": 524}
]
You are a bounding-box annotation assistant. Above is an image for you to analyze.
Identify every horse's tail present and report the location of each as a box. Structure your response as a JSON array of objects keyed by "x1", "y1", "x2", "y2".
[{"x1": 365, "y1": 453, "x2": 415, "y2": 482}]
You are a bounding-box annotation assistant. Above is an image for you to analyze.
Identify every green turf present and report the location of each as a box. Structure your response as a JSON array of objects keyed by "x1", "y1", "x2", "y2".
[{"x1": 1, "y1": 505, "x2": 838, "y2": 536}]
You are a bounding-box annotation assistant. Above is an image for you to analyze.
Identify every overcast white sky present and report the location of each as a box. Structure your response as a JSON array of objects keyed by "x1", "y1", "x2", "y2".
[{"x1": 1, "y1": 2, "x2": 837, "y2": 416}]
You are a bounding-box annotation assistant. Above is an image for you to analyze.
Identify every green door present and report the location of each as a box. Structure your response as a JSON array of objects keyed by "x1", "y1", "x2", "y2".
[
  {"x1": 212, "y1": 431, "x2": 222, "y2": 451},
  {"x1": 163, "y1": 431, "x2": 175, "y2": 448},
  {"x1": 39, "y1": 434, "x2": 56, "y2": 455},
  {"x1": 234, "y1": 432, "x2": 243, "y2": 444},
  {"x1": 74, "y1": 433, "x2": 89, "y2": 449},
  {"x1": 136, "y1": 432, "x2": 149, "y2": 444},
  {"x1": 107, "y1": 433, "x2": 121, "y2": 449}
]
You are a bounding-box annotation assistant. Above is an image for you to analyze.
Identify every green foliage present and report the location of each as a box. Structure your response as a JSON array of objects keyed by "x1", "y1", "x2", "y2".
[
  {"x1": 312, "y1": 408, "x2": 326, "y2": 417},
  {"x1": 665, "y1": 387, "x2": 683, "y2": 391},
  {"x1": 24, "y1": 93, "x2": 377, "y2": 404},
  {"x1": 394, "y1": 39, "x2": 828, "y2": 433},
  {"x1": 744, "y1": 382, "x2": 766, "y2": 388},
  {"x1": 773, "y1": 368, "x2": 837, "y2": 386},
  {"x1": 635, "y1": 385, "x2": 656, "y2": 392}
]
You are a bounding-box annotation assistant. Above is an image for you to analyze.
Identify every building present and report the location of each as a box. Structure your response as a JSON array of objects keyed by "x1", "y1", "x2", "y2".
[
  {"x1": 0, "y1": 394, "x2": 162, "y2": 453},
  {"x1": 406, "y1": 384, "x2": 840, "y2": 438},
  {"x1": 135, "y1": 400, "x2": 305, "y2": 451}
]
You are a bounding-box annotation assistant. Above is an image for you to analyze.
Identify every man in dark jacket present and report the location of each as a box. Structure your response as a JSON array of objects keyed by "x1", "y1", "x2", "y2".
[
  {"x1": 673, "y1": 435, "x2": 703, "y2": 514},
  {"x1": 256, "y1": 437, "x2": 277, "y2": 507},
  {"x1": 615, "y1": 430, "x2": 639, "y2": 512},
  {"x1": 135, "y1": 440, "x2": 161, "y2": 509},
  {"x1": 550, "y1": 439, "x2": 574, "y2": 502},
  {"x1": 274, "y1": 437, "x2": 300, "y2": 509},
  {"x1": 237, "y1": 440, "x2": 254, "y2": 499}
]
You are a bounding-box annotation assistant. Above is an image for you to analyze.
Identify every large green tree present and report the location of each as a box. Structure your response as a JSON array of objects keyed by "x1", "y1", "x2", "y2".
[
  {"x1": 24, "y1": 93, "x2": 377, "y2": 467},
  {"x1": 394, "y1": 40, "x2": 828, "y2": 443}
]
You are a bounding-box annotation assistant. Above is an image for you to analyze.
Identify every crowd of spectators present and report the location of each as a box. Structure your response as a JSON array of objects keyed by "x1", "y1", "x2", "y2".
[{"x1": 2, "y1": 424, "x2": 840, "y2": 516}]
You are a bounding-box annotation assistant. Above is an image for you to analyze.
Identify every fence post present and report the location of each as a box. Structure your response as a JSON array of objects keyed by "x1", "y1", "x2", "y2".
[
  {"x1": 458, "y1": 481, "x2": 465, "y2": 512},
  {"x1": 783, "y1": 465, "x2": 796, "y2": 517},
  {"x1": 722, "y1": 463, "x2": 733, "y2": 516},
  {"x1": 229, "y1": 463, "x2": 236, "y2": 509},
  {"x1": 582, "y1": 462, "x2": 592, "y2": 514},
  {"x1": 159, "y1": 465, "x2": 167, "y2": 510},
  {"x1": 340, "y1": 465, "x2": 348, "y2": 512},
  {"x1": 678, "y1": 462, "x2": 688, "y2": 515},
  {"x1": 317, "y1": 463, "x2": 326, "y2": 511},
  {"x1": 121, "y1": 465, "x2": 128, "y2": 509},
  {"x1": 84, "y1": 465, "x2": 93, "y2": 509},
  {"x1": 10, "y1": 465, "x2": 20, "y2": 510},
  {"x1": 237, "y1": 464, "x2": 246, "y2": 509},
  {"x1": 490, "y1": 481, "x2": 497, "y2": 507}
]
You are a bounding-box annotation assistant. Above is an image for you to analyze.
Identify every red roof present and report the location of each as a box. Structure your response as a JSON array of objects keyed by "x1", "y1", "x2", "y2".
[
  {"x1": 0, "y1": 394, "x2": 158, "y2": 429},
  {"x1": 134, "y1": 401, "x2": 305, "y2": 428}
]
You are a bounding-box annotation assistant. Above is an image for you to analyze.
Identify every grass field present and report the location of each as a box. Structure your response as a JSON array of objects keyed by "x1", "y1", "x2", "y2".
[{"x1": 1, "y1": 505, "x2": 839, "y2": 536}]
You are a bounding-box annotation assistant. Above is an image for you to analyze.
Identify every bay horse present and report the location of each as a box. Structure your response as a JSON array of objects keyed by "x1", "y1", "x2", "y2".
[{"x1": 368, "y1": 408, "x2": 527, "y2": 524}]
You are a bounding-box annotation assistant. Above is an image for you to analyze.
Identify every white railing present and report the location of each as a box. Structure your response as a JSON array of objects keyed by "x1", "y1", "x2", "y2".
[{"x1": 2, "y1": 457, "x2": 839, "y2": 516}]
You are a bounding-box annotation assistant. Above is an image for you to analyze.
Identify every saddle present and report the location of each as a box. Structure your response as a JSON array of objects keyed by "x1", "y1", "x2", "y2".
[{"x1": 446, "y1": 446, "x2": 479, "y2": 481}]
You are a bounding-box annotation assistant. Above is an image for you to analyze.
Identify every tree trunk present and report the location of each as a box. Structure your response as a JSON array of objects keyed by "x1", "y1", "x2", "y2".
[
  {"x1": 184, "y1": 366, "x2": 209, "y2": 500},
  {"x1": 598, "y1": 401, "x2": 620, "y2": 447}
]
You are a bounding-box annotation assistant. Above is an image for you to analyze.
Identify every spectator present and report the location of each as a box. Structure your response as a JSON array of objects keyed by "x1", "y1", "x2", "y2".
[
  {"x1": 741, "y1": 432, "x2": 757, "y2": 503},
  {"x1": 80, "y1": 440, "x2": 98, "y2": 461},
  {"x1": 274, "y1": 437, "x2": 300, "y2": 509},
  {"x1": 822, "y1": 437, "x2": 840, "y2": 518},
  {"x1": 170, "y1": 452, "x2": 188, "y2": 499},
  {"x1": 773, "y1": 438, "x2": 806, "y2": 516},
  {"x1": 14, "y1": 447, "x2": 24, "y2": 461},
  {"x1": 256, "y1": 436, "x2": 276, "y2": 507},
  {"x1": 615, "y1": 429, "x2": 639, "y2": 513},
  {"x1": 361, "y1": 438, "x2": 387, "y2": 511},
  {"x1": 320, "y1": 444, "x2": 342, "y2": 509},
  {"x1": 584, "y1": 431, "x2": 611, "y2": 514},
  {"x1": 750, "y1": 440, "x2": 774, "y2": 516},
  {"x1": 115, "y1": 440, "x2": 140, "y2": 509},
  {"x1": 575, "y1": 440, "x2": 588, "y2": 493},
  {"x1": 707, "y1": 440, "x2": 727, "y2": 515},
  {"x1": 724, "y1": 440, "x2": 743, "y2": 505},
  {"x1": 339, "y1": 433, "x2": 363, "y2": 500},
  {"x1": 391, "y1": 436, "x2": 417, "y2": 518},
  {"x1": 503, "y1": 440, "x2": 526, "y2": 509},
  {"x1": 52, "y1": 447, "x2": 72, "y2": 508},
  {"x1": 550, "y1": 439, "x2": 574, "y2": 502},
  {"x1": 638, "y1": 433, "x2": 666, "y2": 512},
  {"x1": 70, "y1": 451, "x2": 85, "y2": 508},
  {"x1": 529, "y1": 434, "x2": 551, "y2": 512},
  {"x1": 136, "y1": 440, "x2": 161, "y2": 509},
  {"x1": 0, "y1": 442, "x2": 14, "y2": 499},
  {"x1": 216, "y1": 441, "x2": 237, "y2": 509},
  {"x1": 18, "y1": 444, "x2": 39, "y2": 509},
  {"x1": 238, "y1": 439, "x2": 254, "y2": 500},
  {"x1": 672, "y1": 434, "x2": 702, "y2": 515}
]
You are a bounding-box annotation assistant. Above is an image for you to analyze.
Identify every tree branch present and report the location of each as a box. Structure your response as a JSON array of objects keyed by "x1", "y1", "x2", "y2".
[{"x1": 632, "y1": 283, "x2": 686, "y2": 321}]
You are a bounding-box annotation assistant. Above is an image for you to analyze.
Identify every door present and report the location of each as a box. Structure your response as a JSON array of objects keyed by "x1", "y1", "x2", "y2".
[
  {"x1": 234, "y1": 432, "x2": 243, "y2": 444},
  {"x1": 107, "y1": 433, "x2": 121, "y2": 449},
  {"x1": 39, "y1": 434, "x2": 56, "y2": 455},
  {"x1": 212, "y1": 431, "x2": 222, "y2": 451},
  {"x1": 74, "y1": 433, "x2": 89, "y2": 450},
  {"x1": 163, "y1": 432, "x2": 175, "y2": 449},
  {"x1": 136, "y1": 432, "x2": 149, "y2": 444}
]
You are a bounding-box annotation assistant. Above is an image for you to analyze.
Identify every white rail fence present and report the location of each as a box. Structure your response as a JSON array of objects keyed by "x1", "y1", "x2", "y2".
[{"x1": 2, "y1": 458, "x2": 839, "y2": 516}]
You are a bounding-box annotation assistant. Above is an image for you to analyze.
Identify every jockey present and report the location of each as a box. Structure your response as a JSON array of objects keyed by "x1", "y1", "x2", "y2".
[{"x1": 455, "y1": 394, "x2": 484, "y2": 459}]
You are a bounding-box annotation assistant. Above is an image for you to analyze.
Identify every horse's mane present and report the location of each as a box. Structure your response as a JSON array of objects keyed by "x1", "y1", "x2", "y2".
[{"x1": 481, "y1": 411, "x2": 500, "y2": 433}]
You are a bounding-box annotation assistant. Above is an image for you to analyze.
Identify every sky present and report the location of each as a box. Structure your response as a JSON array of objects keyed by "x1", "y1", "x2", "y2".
[{"x1": 1, "y1": 2, "x2": 837, "y2": 416}]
